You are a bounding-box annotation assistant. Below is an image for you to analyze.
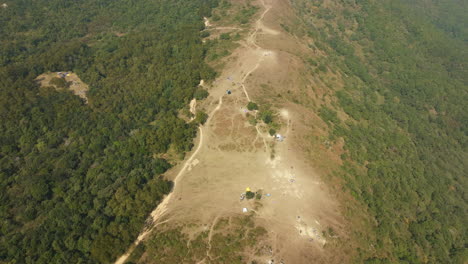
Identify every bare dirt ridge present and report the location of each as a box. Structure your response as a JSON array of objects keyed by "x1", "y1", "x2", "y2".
[{"x1": 116, "y1": 0, "x2": 343, "y2": 263}]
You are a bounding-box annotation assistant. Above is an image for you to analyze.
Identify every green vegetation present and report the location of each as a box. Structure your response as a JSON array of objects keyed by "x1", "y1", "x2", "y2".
[
  {"x1": 205, "y1": 36, "x2": 238, "y2": 62},
  {"x1": 143, "y1": 216, "x2": 268, "y2": 263},
  {"x1": 215, "y1": 0, "x2": 259, "y2": 26},
  {"x1": 49, "y1": 77, "x2": 70, "y2": 88},
  {"x1": 293, "y1": 0, "x2": 467, "y2": 263},
  {"x1": 0, "y1": 0, "x2": 219, "y2": 263},
  {"x1": 220, "y1": 33, "x2": 231, "y2": 40},
  {"x1": 248, "y1": 115, "x2": 257, "y2": 126},
  {"x1": 247, "y1": 102, "x2": 282, "y2": 137},
  {"x1": 247, "y1": 101, "x2": 259, "y2": 111},
  {"x1": 202, "y1": 0, "x2": 260, "y2": 70},
  {"x1": 145, "y1": 229, "x2": 206, "y2": 263},
  {"x1": 255, "y1": 193, "x2": 262, "y2": 200},
  {"x1": 260, "y1": 110, "x2": 273, "y2": 124},
  {"x1": 194, "y1": 111, "x2": 209, "y2": 125},
  {"x1": 246, "y1": 191, "x2": 255, "y2": 200},
  {"x1": 235, "y1": 4, "x2": 259, "y2": 25},
  {"x1": 200, "y1": 31, "x2": 211, "y2": 38},
  {"x1": 318, "y1": 106, "x2": 339, "y2": 126},
  {"x1": 194, "y1": 88, "x2": 209, "y2": 100},
  {"x1": 268, "y1": 128, "x2": 276, "y2": 136},
  {"x1": 210, "y1": 216, "x2": 267, "y2": 263}
]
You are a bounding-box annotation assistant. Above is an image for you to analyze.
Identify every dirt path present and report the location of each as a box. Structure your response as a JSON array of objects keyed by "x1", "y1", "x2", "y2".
[
  {"x1": 114, "y1": 97, "x2": 224, "y2": 264},
  {"x1": 115, "y1": 1, "x2": 341, "y2": 263},
  {"x1": 211, "y1": 26, "x2": 243, "y2": 30},
  {"x1": 189, "y1": 99, "x2": 197, "y2": 121},
  {"x1": 240, "y1": 0, "x2": 273, "y2": 102},
  {"x1": 203, "y1": 17, "x2": 242, "y2": 31},
  {"x1": 195, "y1": 214, "x2": 221, "y2": 264},
  {"x1": 203, "y1": 17, "x2": 212, "y2": 28}
]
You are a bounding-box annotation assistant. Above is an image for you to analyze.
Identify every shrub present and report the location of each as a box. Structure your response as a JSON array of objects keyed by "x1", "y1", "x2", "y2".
[
  {"x1": 194, "y1": 88, "x2": 209, "y2": 100},
  {"x1": 307, "y1": 58, "x2": 318, "y2": 66},
  {"x1": 246, "y1": 191, "x2": 255, "y2": 199},
  {"x1": 248, "y1": 117, "x2": 257, "y2": 126},
  {"x1": 260, "y1": 111, "x2": 273, "y2": 124},
  {"x1": 247, "y1": 102, "x2": 258, "y2": 111},
  {"x1": 49, "y1": 77, "x2": 69, "y2": 88},
  {"x1": 268, "y1": 128, "x2": 276, "y2": 136},
  {"x1": 200, "y1": 31, "x2": 210, "y2": 38},
  {"x1": 194, "y1": 111, "x2": 208, "y2": 124},
  {"x1": 318, "y1": 64, "x2": 328, "y2": 72},
  {"x1": 220, "y1": 33, "x2": 230, "y2": 40}
]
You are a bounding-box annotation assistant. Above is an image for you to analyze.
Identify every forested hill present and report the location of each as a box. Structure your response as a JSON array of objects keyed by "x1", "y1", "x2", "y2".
[
  {"x1": 0, "y1": 0, "x2": 218, "y2": 263},
  {"x1": 291, "y1": 0, "x2": 467, "y2": 263}
]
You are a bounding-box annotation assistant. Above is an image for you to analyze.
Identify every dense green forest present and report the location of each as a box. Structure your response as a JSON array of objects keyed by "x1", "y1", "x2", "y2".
[
  {"x1": 292, "y1": 0, "x2": 467, "y2": 263},
  {"x1": 0, "y1": 0, "x2": 218, "y2": 263}
]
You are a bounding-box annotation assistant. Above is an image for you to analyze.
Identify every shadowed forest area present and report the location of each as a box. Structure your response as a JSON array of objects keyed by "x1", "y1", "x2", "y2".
[
  {"x1": 292, "y1": 0, "x2": 467, "y2": 263},
  {"x1": 0, "y1": 0, "x2": 218, "y2": 263}
]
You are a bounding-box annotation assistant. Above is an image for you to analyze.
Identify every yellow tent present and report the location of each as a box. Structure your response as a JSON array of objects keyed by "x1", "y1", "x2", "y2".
[{"x1": 246, "y1": 187, "x2": 251, "y2": 192}]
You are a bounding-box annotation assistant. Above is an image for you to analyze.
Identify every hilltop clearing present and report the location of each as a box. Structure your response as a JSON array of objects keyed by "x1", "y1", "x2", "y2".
[
  {"x1": 36, "y1": 72, "x2": 89, "y2": 103},
  {"x1": 116, "y1": 0, "x2": 347, "y2": 263}
]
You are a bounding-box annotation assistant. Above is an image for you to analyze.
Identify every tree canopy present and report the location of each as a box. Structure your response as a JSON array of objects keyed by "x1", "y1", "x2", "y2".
[
  {"x1": 0, "y1": 0, "x2": 218, "y2": 263},
  {"x1": 293, "y1": 0, "x2": 467, "y2": 262}
]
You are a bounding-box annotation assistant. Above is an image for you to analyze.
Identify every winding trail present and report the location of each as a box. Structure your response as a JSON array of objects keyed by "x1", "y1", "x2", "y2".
[
  {"x1": 114, "y1": 97, "x2": 224, "y2": 264},
  {"x1": 240, "y1": 63, "x2": 259, "y2": 102},
  {"x1": 115, "y1": 0, "x2": 275, "y2": 262},
  {"x1": 247, "y1": 0, "x2": 273, "y2": 49},
  {"x1": 239, "y1": 0, "x2": 274, "y2": 151},
  {"x1": 196, "y1": 214, "x2": 221, "y2": 264},
  {"x1": 241, "y1": 0, "x2": 272, "y2": 102}
]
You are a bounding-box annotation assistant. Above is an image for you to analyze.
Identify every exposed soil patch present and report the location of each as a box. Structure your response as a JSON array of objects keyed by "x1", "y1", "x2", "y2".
[
  {"x1": 115, "y1": 0, "x2": 348, "y2": 263},
  {"x1": 35, "y1": 72, "x2": 89, "y2": 103}
]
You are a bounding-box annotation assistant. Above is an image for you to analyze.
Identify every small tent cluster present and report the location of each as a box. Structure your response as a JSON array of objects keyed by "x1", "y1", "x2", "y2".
[{"x1": 275, "y1": 134, "x2": 284, "y2": 141}]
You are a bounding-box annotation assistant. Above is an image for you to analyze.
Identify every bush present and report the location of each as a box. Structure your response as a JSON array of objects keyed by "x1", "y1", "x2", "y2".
[
  {"x1": 247, "y1": 102, "x2": 258, "y2": 111},
  {"x1": 200, "y1": 31, "x2": 210, "y2": 38},
  {"x1": 220, "y1": 33, "x2": 230, "y2": 40},
  {"x1": 318, "y1": 64, "x2": 328, "y2": 72},
  {"x1": 260, "y1": 111, "x2": 273, "y2": 124},
  {"x1": 194, "y1": 111, "x2": 208, "y2": 125},
  {"x1": 49, "y1": 77, "x2": 69, "y2": 88},
  {"x1": 307, "y1": 58, "x2": 318, "y2": 66},
  {"x1": 248, "y1": 117, "x2": 257, "y2": 126},
  {"x1": 268, "y1": 128, "x2": 276, "y2": 136},
  {"x1": 245, "y1": 191, "x2": 255, "y2": 199},
  {"x1": 319, "y1": 106, "x2": 340, "y2": 125},
  {"x1": 194, "y1": 88, "x2": 209, "y2": 100}
]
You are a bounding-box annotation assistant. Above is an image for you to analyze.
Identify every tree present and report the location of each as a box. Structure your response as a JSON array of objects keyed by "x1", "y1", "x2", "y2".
[
  {"x1": 268, "y1": 128, "x2": 276, "y2": 136},
  {"x1": 260, "y1": 111, "x2": 273, "y2": 124},
  {"x1": 194, "y1": 111, "x2": 208, "y2": 125},
  {"x1": 49, "y1": 77, "x2": 70, "y2": 88},
  {"x1": 245, "y1": 191, "x2": 255, "y2": 199},
  {"x1": 247, "y1": 102, "x2": 258, "y2": 111},
  {"x1": 194, "y1": 88, "x2": 209, "y2": 100}
]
